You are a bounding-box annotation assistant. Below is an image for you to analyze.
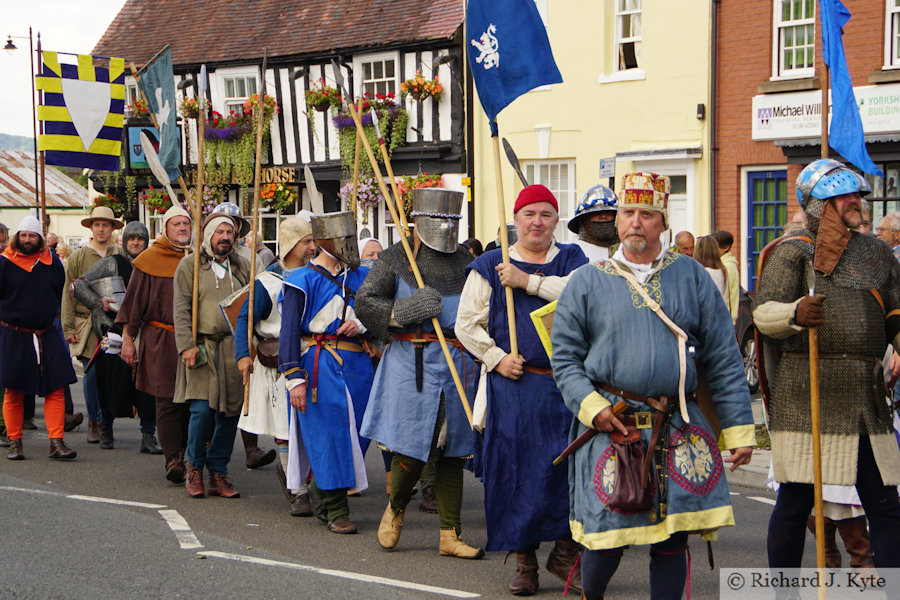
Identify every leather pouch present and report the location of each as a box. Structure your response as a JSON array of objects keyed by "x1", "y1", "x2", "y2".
[
  {"x1": 608, "y1": 426, "x2": 653, "y2": 512},
  {"x1": 256, "y1": 338, "x2": 280, "y2": 369}
]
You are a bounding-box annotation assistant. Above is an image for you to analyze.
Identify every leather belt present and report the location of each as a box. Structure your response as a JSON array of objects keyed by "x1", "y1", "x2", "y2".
[
  {"x1": 1, "y1": 320, "x2": 53, "y2": 373},
  {"x1": 782, "y1": 352, "x2": 878, "y2": 362},
  {"x1": 523, "y1": 365, "x2": 553, "y2": 377},
  {"x1": 301, "y1": 334, "x2": 363, "y2": 403},
  {"x1": 198, "y1": 332, "x2": 231, "y2": 342},
  {"x1": 391, "y1": 332, "x2": 465, "y2": 349},
  {"x1": 147, "y1": 320, "x2": 174, "y2": 332},
  {"x1": 598, "y1": 383, "x2": 695, "y2": 414}
]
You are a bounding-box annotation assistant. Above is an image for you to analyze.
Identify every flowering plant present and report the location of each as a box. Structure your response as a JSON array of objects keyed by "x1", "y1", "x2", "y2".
[
  {"x1": 340, "y1": 177, "x2": 384, "y2": 224},
  {"x1": 93, "y1": 193, "x2": 125, "y2": 217},
  {"x1": 334, "y1": 92, "x2": 409, "y2": 175},
  {"x1": 400, "y1": 72, "x2": 443, "y2": 102},
  {"x1": 305, "y1": 79, "x2": 342, "y2": 112},
  {"x1": 139, "y1": 187, "x2": 173, "y2": 215},
  {"x1": 180, "y1": 96, "x2": 200, "y2": 119},
  {"x1": 126, "y1": 97, "x2": 150, "y2": 117},
  {"x1": 398, "y1": 173, "x2": 443, "y2": 217},
  {"x1": 260, "y1": 182, "x2": 298, "y2": 213},
  {"x1": 245, "y1": 93, "x2": 279, "y2": 122},
  {"x1": 204, "y1": 108, "x2": 253, "y2": 141}
]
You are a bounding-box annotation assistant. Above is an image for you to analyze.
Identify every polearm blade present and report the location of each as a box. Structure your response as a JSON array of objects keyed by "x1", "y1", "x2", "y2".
[
  {"x1": 304, "y1": 165, "x2": 324, "y2": 215},
  {"x1": 502, "y1": 137, "x2": 528, "y2": 187}
]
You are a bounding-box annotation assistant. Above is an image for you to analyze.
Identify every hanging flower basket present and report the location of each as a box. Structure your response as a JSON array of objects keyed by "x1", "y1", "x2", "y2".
[
  {"x1": 400, "y1": 71, "x2": 443, "y2": 103},
  {"x1": 313, "y1": 99, "x2": 332, "y2": 112}
]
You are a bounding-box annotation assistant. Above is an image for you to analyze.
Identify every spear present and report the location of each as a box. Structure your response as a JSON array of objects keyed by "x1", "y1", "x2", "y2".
[
  {"x1": 350, "y1": 98, "x2": 362, "y2": 217},
  {"x1": 243, "y1": 49, "x2": 268, "y2": 416},
  {"x1": 191, "y1": 65, "x2": 208, "y2": 345},
  {"x1": 370, "y1": 108, "x2": 408, "y2": 236},
  {"x1": 331, "y1": 62, "x2": 473, "y2": 427}
]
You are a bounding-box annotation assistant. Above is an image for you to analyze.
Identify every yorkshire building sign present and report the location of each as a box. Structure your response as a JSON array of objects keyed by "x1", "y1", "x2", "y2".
[
  {"x1": 751, "y1": 82, "x2": 900, "y2": 141},
  {"x1": 183, "y1": 166, "x2": 297, "y2": 186}
]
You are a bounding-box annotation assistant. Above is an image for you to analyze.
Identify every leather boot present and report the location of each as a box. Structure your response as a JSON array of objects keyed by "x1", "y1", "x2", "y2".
[
  {"x1": 419, "y1": 485, "x2": 438, "y2": 513},
  {"x1": 63, "y1": 412, "x2": 83, "y2": 432},
  {"x1": 166, "y1": 451, "x2": 186, "y2": 484},
  {"x1": 509, "y1": 549, "x2": 539, "y2": 596},
  {"x1": 327, "y1": 514, "x2": 358, "y2": 534},
  {"x1": 807, "y1": 515, "x2": 841, "y2": 568},
  {"x1": 439, "y1": 529, "x2": 484, "y2": 559},
  {"x1": 208, "y1": 471, "x2": 240, "y2": 498},
  {"x1": 49, "y1": 438, "x2": 76, "y2": 460},
  {"x1": 185, "y1": 464, "x2": 205, "y2": 497},
  {"x1": 0, "y1": 427, "x2": 10, "y2": 447},
  {"x1": 86, "y1": 419, "x2": 100, "y2": 443},
  {"x1": 290, "y1": 493, "x2": 313, "y2": 517},
  {"x1": 99, "y1": 424, "x2": 114, "y2": 449},
  {"x1": 546, "y1": 538, "x2": 583, "y2": 593},
  {"x1": 377, "y1": 503, "x2": 405, "y2": 549},
  {"x1": 836, "y1": 515, "x2": 874, "y2": 568},
  {"x1": 582, "y1": 593, "x2": 604, "y2": 600},
  {"x1": 22, "y1": 418, "x2": 37, "y2": 430},
  {"x1": 242, "y1": 430, "x2": 276, "y2": 469},
  {"x1": 7, "y1": 438, "x2": 24, "y2": 460},
  {"x1": 140, "y1": 433, "x2": 163, "y2": 455}
]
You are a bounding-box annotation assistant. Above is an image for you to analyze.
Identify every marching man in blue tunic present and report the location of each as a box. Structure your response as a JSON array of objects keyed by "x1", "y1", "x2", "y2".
[
  {"x1": 356, "y1": 188, "x2": 484, "y2": 559},
  {"x1": 551, "y1": 172, "x2": 755, "y2": 600},
  {"x1": 456, "y1": 184, "x2": 588, "y2": 595},
  {"x1": 279, "y1": 211, "x2": 373, "y2": 535}
]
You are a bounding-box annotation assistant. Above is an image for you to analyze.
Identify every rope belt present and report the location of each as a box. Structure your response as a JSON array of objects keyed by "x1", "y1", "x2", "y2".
[
  {"x1": 301, "y1": 334, "x2": 363, "y2": 403},
  {"x1": 1, "y1": 320, "x2": 53, "y2": 373},
  {"x1": 147, "y1": 320, "x2": 174, "y2": 332}
]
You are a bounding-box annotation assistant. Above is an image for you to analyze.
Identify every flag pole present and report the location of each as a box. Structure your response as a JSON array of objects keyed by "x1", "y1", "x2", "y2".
[
  {"x1": 36, "y1": 32, "x2": 48, "y2": 236},
  {"x1": 244, "y1": 49, "x2": 268, "y2": 416},
  {"x1": 491, "y1": 127, "x2": 518, "y2": 356}
]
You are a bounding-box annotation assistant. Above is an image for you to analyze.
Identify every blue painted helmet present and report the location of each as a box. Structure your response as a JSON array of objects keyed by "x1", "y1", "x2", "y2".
[
  {"x1": 567, "y1": 185, "x2": 618, "y2": 233},
  {"x1": 796, "y1": 158, "x2": 871, "y2": 208}
]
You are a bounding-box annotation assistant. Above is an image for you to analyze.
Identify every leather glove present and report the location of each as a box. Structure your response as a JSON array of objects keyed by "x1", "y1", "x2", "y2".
[
  {"x1": 393, "y1": 286, "x2": 443, "y2": 326},
  {"x1": 794, "y1": 294, "x2": 826, "y2": 327}
]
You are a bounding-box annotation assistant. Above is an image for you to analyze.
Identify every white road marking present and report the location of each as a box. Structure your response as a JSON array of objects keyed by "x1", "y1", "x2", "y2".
[
  {"x1": 159, "y1": 509, "x2": 203, "y2": 550},
  {"x1": 748, "y1": 496, "x2": 777, "y2": 506},
  {"x1": 66, "y1": 494, "x2": 166, "y2": 509},
  {"x1": 199, "y1": 550, "x2": 481, "y2": 598}
]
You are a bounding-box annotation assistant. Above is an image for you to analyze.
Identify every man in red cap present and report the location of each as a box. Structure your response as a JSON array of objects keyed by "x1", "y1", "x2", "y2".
[{"x1": 456, "y1": 185, "x2": 588, "y2": 595}]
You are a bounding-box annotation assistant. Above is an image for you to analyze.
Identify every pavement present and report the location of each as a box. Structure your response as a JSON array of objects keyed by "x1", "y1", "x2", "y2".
[{"x1": 723, "y1": 395, "x2": 772, "y2": 490}]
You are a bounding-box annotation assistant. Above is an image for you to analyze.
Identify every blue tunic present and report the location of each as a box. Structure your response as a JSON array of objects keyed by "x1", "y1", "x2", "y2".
[
  {"x1": 361, "y1": 278, "x2": 477, "y2": 462},
  {"x1": 279, "y1": 265, "x2": 373, "y2": 491},
  {"x1": 550, "y1": 253, "x2": 755, "y2": 550},
  {"x1": 468, "y1": 243, "x2": 588, "y2": 551}
]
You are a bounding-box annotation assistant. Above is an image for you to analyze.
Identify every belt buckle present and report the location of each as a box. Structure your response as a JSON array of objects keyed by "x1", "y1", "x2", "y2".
[{"x1": 635, "y1": 412, "x2": 653, "y2": 429}]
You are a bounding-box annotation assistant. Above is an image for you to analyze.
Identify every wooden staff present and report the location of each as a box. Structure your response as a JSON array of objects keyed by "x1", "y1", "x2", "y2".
[
  {"x1": 341, "y1": 94, "x2": 473, "y2": 427},
  {"x1": 191, "y1": 86, "x2": 205, "y2": 345},
  {"x1": 370, "y1": 109, "x2": 410, "y2": 237},
  {"x1": 491, "y1": 132, "x2": 518, "y2": 356},
  {"x1": 243, "y1": 50, "x2": 268, "y2": 416},
  {"x1": 128, "y1": 61, "x2": 195, "y2": 213},
  {"x1": 350, "y1": 99, "x2": 362, "y2": 217}
]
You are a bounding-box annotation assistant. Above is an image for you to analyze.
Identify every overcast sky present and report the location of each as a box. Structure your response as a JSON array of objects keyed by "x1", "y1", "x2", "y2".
[{"x1": 1, "y1": 0, "x2": 126, "y2": 138}]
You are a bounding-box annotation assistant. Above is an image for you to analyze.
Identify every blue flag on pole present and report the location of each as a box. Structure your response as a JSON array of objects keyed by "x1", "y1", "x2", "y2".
[
  {"x1": 137, "y1": 46, "x2": 181, "y2": 181},
  {"x1": 819, "y1": 0, "x2": 881, "y2": 176},
  {"x1": 466, "y1": 0, "x2": 563, "y2": 134}
]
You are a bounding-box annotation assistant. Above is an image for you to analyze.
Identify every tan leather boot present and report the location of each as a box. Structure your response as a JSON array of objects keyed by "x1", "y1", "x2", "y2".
[
  {"x1": 439, "y1": 528, "x2": 484, "y2": 559},
  {"x1": 546, "y1": 537, "x2": 583, "y2": 593},
  {"x1": 377, "y1": 503, "x2": 404, "y2": 549},
  {"x1": 509, "y1": 549, "x2": 539, "y2": 596}
]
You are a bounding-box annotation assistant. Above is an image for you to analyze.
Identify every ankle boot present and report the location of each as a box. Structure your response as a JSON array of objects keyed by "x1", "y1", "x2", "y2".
[
  {"x1": 49, "y1": 438, "x2": 76, "y2": 460},
  {"x1": 86, "y1": 419, "x2": 100, "y2": 443},
  {"x1": 807, "y1": 515, "x2": 841, "y2": 568},
  {"x1": 166, "y1": 451, "x2": 186, "y2": 484},
  {"x1": 185, "y1": 464, "x2": 205, "y2": 497},
  {"x1": 0, "y1": 427, "x2": 10, "y2": 447},
  {"x1": 377, "y1": 503, "x2": 405, "y2": 549},
  {"x1": 63, "y1": 412, "x2": 83, "y2": 432},
  {"x1": 99, "y1": 424, "x2": 114, "y2": 449},
  {"x1": 140, "y1": 433, "x2": 163, "y2": 455},
  {"x1": 7, "y1": 438, "x2": 24, "y2": 460},
  {"x1": 208, "y1": 471, "x2": 240, "y2": 498},
  {"x1": 547, "y1": 538, "x2": 583, "y2": 593},
  {"x1": 836, "y1": 515, "x2": 874, "y2": 568},
  {"x1": 509, "y1": 549, "x2": 539, "y2": 596},
  {"x1": 439, "y1": 528, "x2": 484, "y2": 559}
]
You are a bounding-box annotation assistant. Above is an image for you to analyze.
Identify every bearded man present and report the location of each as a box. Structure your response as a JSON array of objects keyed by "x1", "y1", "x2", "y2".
[
  {"x1": 455, "y1": 184, "x2": 588, "y2": 595},
  {"x1": 73, "y1": 221, "x2": 160, "y2": 453},
  {"x1": 568, "y1": 184, "x2": 620, "y2": 262},
  {"x1": 1, "y1": 216, "x2": 77, "y2": 460},
  {"x1": 117, "y1": 206, "x2": 193, "y2": 483},
  {"x1": 551, "y1": 172, "x2": 754, "y2": 600},
  {"x1": 754, "y1": 158, "x2": 900, "y2": 570}
]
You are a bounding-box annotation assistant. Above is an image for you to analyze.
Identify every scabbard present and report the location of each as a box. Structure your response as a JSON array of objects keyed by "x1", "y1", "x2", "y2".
[
  {"x1": 552, "y1": 400, "x2": 627, "y2": 466},
  {"x1": 414, "y1": 325, "x2": 424, "y2": 393},
  {"x1": 83, "y1": 341, "x2": 104, "y2": 374}
]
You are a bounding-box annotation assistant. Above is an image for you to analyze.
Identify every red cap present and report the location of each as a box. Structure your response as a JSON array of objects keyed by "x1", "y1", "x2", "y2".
[{"x1": 513, "y1": 185, "x2": 559, "y2": 214}]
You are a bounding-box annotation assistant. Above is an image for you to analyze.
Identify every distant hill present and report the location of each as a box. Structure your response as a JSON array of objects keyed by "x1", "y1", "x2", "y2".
[{"x1": 0, "y1": 133, "x2": 35, "y2": 151}]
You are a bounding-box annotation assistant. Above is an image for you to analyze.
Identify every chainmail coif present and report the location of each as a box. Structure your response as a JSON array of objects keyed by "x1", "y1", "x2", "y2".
[{"x1": 355, "y1": 236, "x2": 472, "y2": 343}]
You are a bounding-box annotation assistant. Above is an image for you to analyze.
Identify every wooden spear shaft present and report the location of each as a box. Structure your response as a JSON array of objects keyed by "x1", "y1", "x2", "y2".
[
  {"x1": 191, "y1": 100, "x2": 205, "y2": 345},
  {"x1": 343, "y1": 99, "x2": 473, "y2": 427},
  {"x1": 350, "y1": 101, "x2": 362, "y2": 217},
  {"x1": 491, "y1": 134, "x2": 518, "y2": 356}
]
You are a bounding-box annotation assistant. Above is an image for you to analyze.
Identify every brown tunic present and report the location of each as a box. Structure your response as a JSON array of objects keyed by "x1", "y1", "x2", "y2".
[{"x1": 116, "y1": 268, "x2": 178, "y2": 398}]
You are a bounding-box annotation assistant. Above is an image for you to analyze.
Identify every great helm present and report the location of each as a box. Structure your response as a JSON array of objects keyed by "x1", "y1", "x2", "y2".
[
  {"x1": 567, "y1": 185, "x2": 618, "y2": 234},
  {"x1": 796, "y1": 158, "x2": 871, "y2": 208},
  {"x1": 311, "y1": 211, "x2": 360, "y2": 268},
  {"x1": 211, "y1": 202, "x2": 251, "y2": 237},
  {"x1": 411, "y1": 188, "x2": 464, "y2": 253}
]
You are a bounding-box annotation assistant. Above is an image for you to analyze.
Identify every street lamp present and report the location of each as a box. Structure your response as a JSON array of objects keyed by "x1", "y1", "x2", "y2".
[{"x1": 4, "y1": 27, "x2": 43, "y2": 227}]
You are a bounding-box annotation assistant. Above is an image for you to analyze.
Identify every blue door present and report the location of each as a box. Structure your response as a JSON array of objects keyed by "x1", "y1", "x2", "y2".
[{"x1": 747, "y1": 170, "x2": 788, "y2": 291}]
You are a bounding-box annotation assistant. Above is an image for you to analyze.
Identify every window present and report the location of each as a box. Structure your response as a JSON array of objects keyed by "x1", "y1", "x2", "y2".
[
  {"x1": 747, "y1": 171, "x2": 788, "y2": 291},
  {"x1": 361, "y1": 58, "x2": 397, "y2": 97},
  {"x1": 222, "y1": 75, "x2": 257, "y2": 114},
  {"x1": 774, "y1": 0, "x2": 815, "y2": 77},
  {"x1": 523, "y1": 160, "x2": 577, "y2": 241},
  {"x1": 888, "y1": 0, "x2": 900, "y2": 68},
  {"x1": 615, "y1": 0, "x2": 642, "y2": 71}
]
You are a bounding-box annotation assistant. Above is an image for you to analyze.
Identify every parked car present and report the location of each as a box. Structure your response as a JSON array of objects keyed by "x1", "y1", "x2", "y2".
[{"x1": 735, "y1": 288, "x2": 758, "y2": 393}]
